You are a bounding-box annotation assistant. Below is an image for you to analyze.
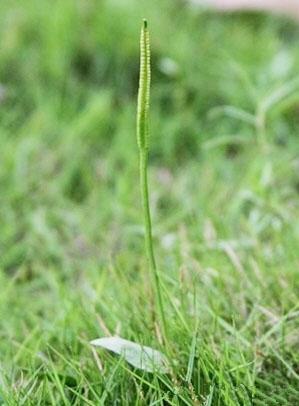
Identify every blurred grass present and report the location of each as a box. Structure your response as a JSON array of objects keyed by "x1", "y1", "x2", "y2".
[{"x1": 0, "y1": 0, "x2": 298, "y2": 404}]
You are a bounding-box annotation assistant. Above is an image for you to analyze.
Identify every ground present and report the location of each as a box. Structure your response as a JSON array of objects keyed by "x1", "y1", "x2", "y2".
[{"x1": 0, "y1": 0, "x2": 298, "y2": 404}]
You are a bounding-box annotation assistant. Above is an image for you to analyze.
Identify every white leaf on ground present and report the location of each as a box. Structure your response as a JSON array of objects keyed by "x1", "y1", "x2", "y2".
[{"x1": 90, "y1": 336, "x2": 169, "y2": 373}]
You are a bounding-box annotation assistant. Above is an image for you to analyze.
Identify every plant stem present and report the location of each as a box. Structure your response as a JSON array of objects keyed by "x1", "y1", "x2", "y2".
[
  {"x1": 139, "y1": 150, "x2": 167, "y2": 338},
  {"x1": 137, "y1": 19, "x2": 167, "y2": 339}
]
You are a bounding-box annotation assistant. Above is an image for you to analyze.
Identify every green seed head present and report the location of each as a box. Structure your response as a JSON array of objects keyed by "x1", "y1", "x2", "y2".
[{"x1": 137, "y1": 19, "x2": 151, "y2": 151}]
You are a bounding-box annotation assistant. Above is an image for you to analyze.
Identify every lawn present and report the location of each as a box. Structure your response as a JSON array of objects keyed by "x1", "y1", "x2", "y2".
[{"x1": 0, "y1": 0, "x2": 298, "y2": 404}]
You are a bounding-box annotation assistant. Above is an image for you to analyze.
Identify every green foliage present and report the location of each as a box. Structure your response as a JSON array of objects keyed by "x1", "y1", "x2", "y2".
[{"x1": 0, "y1": 0, "x2": 298, "y2": 404}]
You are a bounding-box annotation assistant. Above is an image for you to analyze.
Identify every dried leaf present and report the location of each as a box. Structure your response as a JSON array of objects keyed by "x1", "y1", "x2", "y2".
[{"x1": 90, "y1": 336, "x2": 169, "y2": 373}]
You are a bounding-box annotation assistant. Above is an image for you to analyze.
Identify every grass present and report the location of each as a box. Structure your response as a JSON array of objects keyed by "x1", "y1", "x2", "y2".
[{"x1": 0, "y1": 0, "x2": 299, "y2": 404}]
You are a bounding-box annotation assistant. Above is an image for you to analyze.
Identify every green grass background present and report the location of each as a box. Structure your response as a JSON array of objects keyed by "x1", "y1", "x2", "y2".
[{"x1": 0, "y1": 0, "x2": 298, "y2": 404}]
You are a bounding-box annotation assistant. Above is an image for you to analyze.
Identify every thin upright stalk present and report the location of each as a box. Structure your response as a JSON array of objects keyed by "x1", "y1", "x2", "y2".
[{"x1": 137, "y1": 19, "x2": 167, "y2": 339}]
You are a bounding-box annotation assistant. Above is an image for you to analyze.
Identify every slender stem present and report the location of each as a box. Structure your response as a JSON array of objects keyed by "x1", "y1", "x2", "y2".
[
  {"x1": 139, "y1": 150, "x2": 167, "y2": 337},
  {"x1": 140, "y1": 151, "x2": 156, "y2": 271},
  {"x1": 137, "y1": 19, "x2": 167, "y2": 339}
]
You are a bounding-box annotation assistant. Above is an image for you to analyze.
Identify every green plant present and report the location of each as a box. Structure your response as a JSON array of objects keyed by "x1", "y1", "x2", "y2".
[
  {"x1": 136, "y1": 19, "x2": 167, "y2": 339},
  {"x1": 1, "y1": 2, "x2": 299, "y2": 402}
]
